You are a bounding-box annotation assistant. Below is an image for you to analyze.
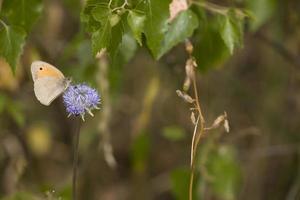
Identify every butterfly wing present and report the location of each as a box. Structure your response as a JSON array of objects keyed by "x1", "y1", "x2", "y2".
[
  {"x1": 31, "y1": 61, "x2": 65, "y2": 81},
  {"x1": 34, "y1": 77, "x2": 68, "y2": 106},
  {"x1": 31, "y1": 61, "x2": 69, "y2": 106}
]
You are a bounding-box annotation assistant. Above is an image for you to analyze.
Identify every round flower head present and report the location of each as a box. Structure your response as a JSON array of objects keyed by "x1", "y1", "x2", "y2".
[{"x1": 63, "y1": 84, "x2": 100, "y2": 120}]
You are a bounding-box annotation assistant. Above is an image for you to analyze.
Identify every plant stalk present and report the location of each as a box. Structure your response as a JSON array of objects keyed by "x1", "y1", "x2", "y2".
[{"x1": 72, "y1": 118, "x2": 81, "y2": 200}]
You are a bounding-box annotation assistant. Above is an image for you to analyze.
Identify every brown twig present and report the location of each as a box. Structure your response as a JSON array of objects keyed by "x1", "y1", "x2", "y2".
[
  {"x1": 178, "y1": 40, "x2": 229, "y2": 200},
  {"x1": 181, "y1": 40, "x2": 206, "y2": 200}
]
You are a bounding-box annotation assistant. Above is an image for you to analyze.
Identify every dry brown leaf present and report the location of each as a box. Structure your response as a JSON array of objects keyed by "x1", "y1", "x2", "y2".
[
  {"x1": 211, "y1": 115, "x2": 225, "y2": 129},
  {"x1": 169, "y1": 0, "x2": 188, "y2": 21},
  {"x1": 185, "y1": 58, "x2": 195, "y2": 81}
]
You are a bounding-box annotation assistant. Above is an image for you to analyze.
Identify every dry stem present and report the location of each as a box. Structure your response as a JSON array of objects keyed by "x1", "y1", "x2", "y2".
[{"x1": 72, "y1": 118, "x2": 81, "y2": 200}]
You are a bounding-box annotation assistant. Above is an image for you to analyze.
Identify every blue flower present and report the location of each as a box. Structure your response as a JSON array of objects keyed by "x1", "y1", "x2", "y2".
[{"x1": 63, "y1": 84, "x2": 100, "y2": 120}]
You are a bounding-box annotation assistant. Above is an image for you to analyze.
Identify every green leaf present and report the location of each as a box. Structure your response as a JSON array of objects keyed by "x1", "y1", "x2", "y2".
[
  {"x1": 91, "y1": 5, "x2": 111, "y2": 25},
  {"x1": 142, "y1": 0, "x2": 171, "y2": 59},
  {"x1": 89, "y1": 2, "x2": 125, "y2": 58},
  {"x1": 138, "y1": 1, "x2": 197, "y2": 58},
  {"x1": 193, "y1": 17, "x2": 230, "y2": 71},
  {"x1": 218, "y1": 11, "x2": 243, "y2": 54},
  {"x1": 118, "y1": 33, "x2": 138, "y2": 63},
  {"x1": 81, "y1": 0, "x2": 103, "y2": 32},
  {"x1": 0, "y1": 24, "x2": 26, "y2": 72},
  {"x1": 162, "y1": 125, "x2": 185, "y2": 141},
  {"x1": 109, "y1": 14, "x2": 121, "y2": 27},
  {"x1": 1, "y1": 0, "x2": 43, "y2": 32},
  {"x1": 108, "y1": 17, "x2": 124, "y2": 58},
  {"x1": 246, "y1": 0, "x2": 277, "y2": 31},
  {"x1": 91, "y1": 20, "x2": 111, "y2": 56},
  {"x1": 206, "y1": 145, "x2": 241, "y2": 200},
  {"x1": 158, "y1": 10, "x2": 198, "y2": 58},
  {"x1": 110, "y1": 33, "x2": 137, "y2": 97},
  {"x1": 127, "y1": 11, "x2": 146, "y2": 46},
  {"x1": 91, "y1": 15, "x2": 124, "y2": 59}
]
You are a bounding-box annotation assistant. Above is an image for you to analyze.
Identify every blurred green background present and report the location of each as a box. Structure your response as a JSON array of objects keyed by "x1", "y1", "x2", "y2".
[{"x1": 0, "y1": 0, "x2": 300, "y2": 199}]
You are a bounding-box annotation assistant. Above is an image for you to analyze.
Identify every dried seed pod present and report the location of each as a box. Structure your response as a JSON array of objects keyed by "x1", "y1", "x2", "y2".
[
  {"x1": 183, "y1": 77, "x2": 191, "y2": 91},
  {"x1": 223, "y1": 111, "x2": 229, "y2": 132},
  {"x1": 191, "y1": 112, "x2": 196, "y2": 125},
  {"x1": 211, "y1": 114, "x2": 225, "y2": 129},
  {"x1": 185, "y1": 39, "x2": 194, "y2": 54},
  {"x1": 224, "y1": 119, "x2": 230, "y2": 133},
  {"x1": 192, "y1": 59, "x2": 198, "y2": 67},
  {"x1": 185, "y1": 58, "x2": 195, "y2": 81},
  {"x1": 176, "y1": 90, "x2": 195, "y2": 103}
]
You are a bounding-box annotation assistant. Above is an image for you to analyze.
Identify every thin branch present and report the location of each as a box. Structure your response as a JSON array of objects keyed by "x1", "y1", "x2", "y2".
[
  {"x1": 111, "y1": 0, "x2": 129, "y2": 12},
  {"x1": 191, "y1": 78, "x2": 205, "y2": 156},
  {"x1": 185, "y1": 44, "x2": 206, "y2": 200},
  {"x1": 192, "y1": 1, "x2": 247, "y2": 17},
  {"x1": 0, "y1": 19, "x2": 8, "y2": 29},
  {"x1": 191, "y1": 115, "x2": 200, "y2": 166},
  {"x1": 255, "y1": 32, "x2": 300, "y2": 68}
]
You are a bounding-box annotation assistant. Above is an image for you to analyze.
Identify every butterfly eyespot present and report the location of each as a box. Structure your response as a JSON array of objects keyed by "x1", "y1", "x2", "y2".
[{"x1": 39, "y1": 67, "x2": 43, "y2": 70}]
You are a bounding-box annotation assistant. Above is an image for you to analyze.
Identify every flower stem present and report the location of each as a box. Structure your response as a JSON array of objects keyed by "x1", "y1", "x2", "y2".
[{"x1": 72, "y1": 118, "x2": 81, "y2": 200}]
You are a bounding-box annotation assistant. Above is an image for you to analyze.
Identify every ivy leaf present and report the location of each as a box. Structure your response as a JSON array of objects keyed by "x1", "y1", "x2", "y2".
[
  {"x1": 142, "y1": 0, "x2": 171, "y2": 59},
  {"x1": 1, "y1": 0, "x2": 43, "y2": 32},
  {"x1": 127, "y1": 11, "x2": 146, "y2": 46},
  {"x1": 0, "y1": 24, "x2": 26, "y2": 72},
  {"x1": 158, "y1": 10, "x2": 198, "y2": 58},
  {"x1": 218, "y1": 11, "x2": 243, "y2": 54}
]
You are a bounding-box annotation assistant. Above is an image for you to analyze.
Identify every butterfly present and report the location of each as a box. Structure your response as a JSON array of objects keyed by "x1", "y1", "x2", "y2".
[{"x1": 31, "y1": 61, "x2": 71, "y2": 106}]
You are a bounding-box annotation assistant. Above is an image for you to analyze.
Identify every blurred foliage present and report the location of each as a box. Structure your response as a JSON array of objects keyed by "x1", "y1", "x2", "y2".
[
  {"x1": 130, "y1": 132, "x2": 150, "y2": 173},
  {"x1": 0, "y1": 0, "x2": 42, "y2": 72},
  {"x1": 162, "y1": 126, "x2": 186, "y2": 142},
  {"x1": 245, "y1": 0, "x2": 277, "y2": 31},
  {"x1": 0, "y1": 0, "x2": 299, "y2": 199},
  {"x1": 170, "y1": 167, "x2": 193, "y2": 200},
  {"x1": 205, "y1": 145, "x2": 241, "y2": 200}
]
